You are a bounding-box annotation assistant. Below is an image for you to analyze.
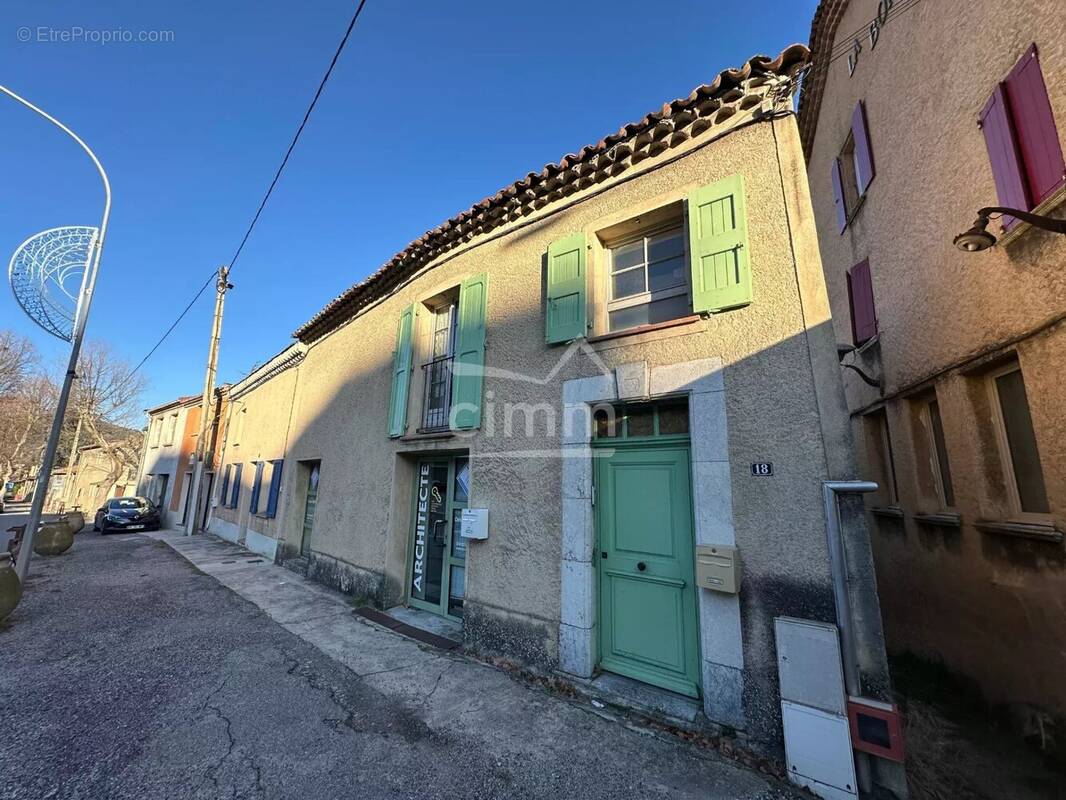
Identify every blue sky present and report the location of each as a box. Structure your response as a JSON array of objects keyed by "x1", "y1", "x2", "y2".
[{"x1": 0, "y1": 0, "x2": 817, "y2": 412}]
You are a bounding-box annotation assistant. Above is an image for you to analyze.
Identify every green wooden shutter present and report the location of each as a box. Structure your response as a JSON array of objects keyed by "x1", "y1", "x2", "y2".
[
  {"x1": 545, "y1": 234, "x2": 587, "y2": 343},
  {"x1": 388, "y1": 304, "x2": 416, "y2": 438},
  {"x1": 688, "y1": 175, "x2": 751, "y2": 313},
  {"x1": 450, "y1": 273, "x2": 488, "y2": 430}
]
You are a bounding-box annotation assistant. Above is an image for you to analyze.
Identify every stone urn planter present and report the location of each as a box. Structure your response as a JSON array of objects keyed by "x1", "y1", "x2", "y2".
[
  {"x1": 0, "y1": 554, "x2": 21, "y2": 621},
  {"x1": 33, "y1": 520, "x2": 74, "y2": 556},
  {"x1": 65, "y1": 511, "x2": 85, "y2": 534}
]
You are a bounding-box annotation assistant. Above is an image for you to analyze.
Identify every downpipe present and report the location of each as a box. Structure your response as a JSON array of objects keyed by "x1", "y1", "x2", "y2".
[{"x1": 822, "y1": 480, "x2": 878, "y2": 796}]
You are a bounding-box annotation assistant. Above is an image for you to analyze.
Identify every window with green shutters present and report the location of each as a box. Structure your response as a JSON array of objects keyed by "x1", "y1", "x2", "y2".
[
  {"x1": 687, "y1": 174, "x2": 751, "y2": 313},
  {"x1": 545, "y1": 234, "x2": 587, "y2": 343},
  {"x1": 387, "y1": 304, "x2": 416, "y2": 438},
  {"x1": 450, "y1": 273, "x2": 488, "y2": 430},
  {"x1": 388, "y1": 277, "x2": 489, "y2": 438}
]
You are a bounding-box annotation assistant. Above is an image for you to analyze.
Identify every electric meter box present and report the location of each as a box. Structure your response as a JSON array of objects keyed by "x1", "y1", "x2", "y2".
[
  {"x1": 694, "y1": 544, "x2": 741, "y2": 594},
  {"x1": 459, "y1": 508, "x2": 488, "y2": 540}
]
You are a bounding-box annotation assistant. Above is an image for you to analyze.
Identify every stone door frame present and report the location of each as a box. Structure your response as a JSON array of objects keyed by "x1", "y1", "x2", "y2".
[{"x1": 559, "y1": 357, "x2": 746, "y2": 727}]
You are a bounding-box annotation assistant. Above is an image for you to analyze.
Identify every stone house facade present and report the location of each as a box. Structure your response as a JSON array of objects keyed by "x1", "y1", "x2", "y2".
[
  {"x1": 209, "y1": 344, "x2": 304, "y2": 560},
  {"x1": 204, "y1": 44, "x2": 902, "y2": 785},
  {"x1": 137, "y1": 390, "x2": 227, "y2": 530},
  {"x1": 62, "y1": 443, "x2": 139, "y2": 515},
  {"x1": 799, "y1": 0, "x2": 1066, "y2": 750}
]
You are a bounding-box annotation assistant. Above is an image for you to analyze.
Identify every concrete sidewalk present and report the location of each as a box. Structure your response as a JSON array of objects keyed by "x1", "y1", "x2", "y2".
[{"x1": 147, "y1": 528, "x2": 798, "y2": 799}]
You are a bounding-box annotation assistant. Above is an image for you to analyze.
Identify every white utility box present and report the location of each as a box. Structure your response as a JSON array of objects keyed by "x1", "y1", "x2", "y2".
[
  {"x1": 459, "y1": 508, "x2": 488, "y2": 540},
  {"x1": 775, "y1": 617, "x2": 846, "y2": 715},
  {"x1": 781, "y1": 701, "x2": 858, "y2": 800}
]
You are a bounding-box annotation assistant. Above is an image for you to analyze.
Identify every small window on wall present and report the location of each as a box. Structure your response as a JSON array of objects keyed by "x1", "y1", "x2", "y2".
[
  {"x1": 232, "y1": 408, "x2": 246, "y2": 447},
  {"x1": 163, "y1": 412, "x2": 178, "y2": 446},
  {"x1": 987, "y1": 362, "x2": 1049, "y2": 517},
  {"x1": 916, "y1": 396, "x2": 955, "y2": 509},
  {"x1": 606, "y1": 224, "x2": 690, "y2": 332},
  {"x1": 863, "y1": 409, "x2": 899, "y2": 509},
  {"x1": 831, "y1": 101, "x2": 876, "y2": 232}
]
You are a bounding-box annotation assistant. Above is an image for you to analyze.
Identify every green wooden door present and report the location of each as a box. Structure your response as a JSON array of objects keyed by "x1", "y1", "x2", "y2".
[{"x1": 596, "y1": 443, "x2": 700, "y2": 697}]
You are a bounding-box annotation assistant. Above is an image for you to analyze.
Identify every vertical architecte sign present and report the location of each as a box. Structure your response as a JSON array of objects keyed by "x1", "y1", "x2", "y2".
[{"x1": 412, "y1": 463, "x2": 430, "y2": 599}]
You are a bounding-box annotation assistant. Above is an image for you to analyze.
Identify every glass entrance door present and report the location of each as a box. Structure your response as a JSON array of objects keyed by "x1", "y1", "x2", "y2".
[
  {"x1": 301, "y1": 462, "x2": 320, "y2": 558},
  {"x1": 408, "y1": 456, "x2": 468, "y2": 619}
]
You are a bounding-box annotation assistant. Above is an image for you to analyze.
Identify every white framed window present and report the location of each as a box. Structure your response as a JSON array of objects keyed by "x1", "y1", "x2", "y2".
[
  {"x1": 838, "y1": 131, "x2": 861, "y2": 216},
  {"x1": 864, "y1": 408, "x2": 899, "y2": 508},
  {"x1": 918, "y1": 396, "x2": 955, "y2": 509},
  {"x1": 987, "y1": 362, "x2": 1049, "y2": 519},
  {"x1": 163, "y1": 412, "x2": 178, "y2": 446},
  {"x1": 232, "y1": 407, "x2": 246, "y2": 447},
  {"x1": 430, "y1": 301, "x2": 457, "y2": 359},
  {"x1": 149, "y1": 417, "x2": 162, "y2": 448},
  {"x1": 418, "y1": 290, "x2": 460, "y2": 433},
  {"x1": 605, "y1": 222, "x2": 690, "y2": 333}
]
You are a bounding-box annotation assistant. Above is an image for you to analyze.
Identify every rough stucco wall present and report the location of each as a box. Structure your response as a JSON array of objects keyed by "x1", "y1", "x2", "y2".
[
  {"x1": 806, "y1": 0, "x2": 1066, "y2": 716},
  {"x1": 69, "y1": 449, "x2": 136, "y2": 513},
  {"x1": 138, "y1": 404, "x2": 193, "y2": 524},
  {"x1": 279, "y1": 115, "x2": 850, "y2": 734},
  {"x1": 213, "y1": 365, "x2": 300, "y2": 543}
]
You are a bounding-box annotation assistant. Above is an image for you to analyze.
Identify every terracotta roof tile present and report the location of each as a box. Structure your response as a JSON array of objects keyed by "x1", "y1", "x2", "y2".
[{"x1": 294, "y1": 44, "x2": 810, "y2": 344}]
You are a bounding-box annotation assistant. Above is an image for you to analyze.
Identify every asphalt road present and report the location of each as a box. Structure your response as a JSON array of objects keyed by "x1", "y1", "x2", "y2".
[{"x1": 0, "y1": 525, "x2": 797, "y2": 800}]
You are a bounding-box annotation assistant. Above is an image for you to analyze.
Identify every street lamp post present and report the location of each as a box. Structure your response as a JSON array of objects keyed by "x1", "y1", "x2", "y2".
[{"x1": 1, "y1": 84, "x2": 112, "y2": 583}]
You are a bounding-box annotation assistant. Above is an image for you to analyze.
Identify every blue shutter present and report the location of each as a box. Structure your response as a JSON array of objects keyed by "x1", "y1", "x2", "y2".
[
  {"x1": 231, "y1": 464, "x2": 243, "y2": 508},
  {"x1": 266, "y1": 459, "x2": 284, "y2": 518},
  {"x1": 219, "y1": 465, "x2": 230, "y2": 506},
  {"x1": 250, "y1": 461, "x2": 264, "y2": 513}
]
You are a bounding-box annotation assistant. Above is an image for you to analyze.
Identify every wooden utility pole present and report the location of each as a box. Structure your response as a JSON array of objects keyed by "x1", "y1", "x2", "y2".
[{"x1": 184, "y1": 266, "x2": 232, "y2": 536}]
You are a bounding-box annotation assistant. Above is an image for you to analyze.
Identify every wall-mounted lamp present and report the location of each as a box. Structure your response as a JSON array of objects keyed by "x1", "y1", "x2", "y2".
[{"x1": 954, "y1": 206, "x2": 1066, "y2": 252}]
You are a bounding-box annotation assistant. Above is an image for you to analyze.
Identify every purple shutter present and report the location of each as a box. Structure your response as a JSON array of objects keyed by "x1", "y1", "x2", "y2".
[
  {"x1": 852, "y1": 101, "x2": 875, "y2": 194},
  {"x1": 847, "y1": 259, "x2": 877, "y2": 345},
  {"x1": 1005, "y1": 44, "x2": 1065, "y2": 206},
  {"x1": 831, "y1": 158, "x2": 848, "y2": 233},
  {"x1": 980, "y1": 85, "x2": 1029, "y2": 230}
]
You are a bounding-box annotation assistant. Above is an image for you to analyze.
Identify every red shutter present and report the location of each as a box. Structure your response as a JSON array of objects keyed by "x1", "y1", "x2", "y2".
[
  {"x1": 1005, "y1": 44, "x2": 1065, "y2": 206},
  {"x1": 847, "y1": 259, "x2": 877, "y2": 345},
  {"x1": 852, "y1": 101, "x2": 875, "y2": 194},
  {"x1": 831, "y1": 158, "x2": 848, "y2": 233},
  {"x1": 980, "y1": 84, "x2": 1029, "y2": 229}
]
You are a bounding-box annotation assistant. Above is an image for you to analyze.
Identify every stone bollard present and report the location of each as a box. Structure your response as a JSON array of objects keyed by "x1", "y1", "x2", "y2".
[
  {"x1": 0, "y1": 554, "x2": 21, "y2": 621},
  {"x1": 33, "y1": 520, "x2": 75, "y2": 556},
  {"x1": 65, "y1": 511, "x2": 85, "y2": 535}
]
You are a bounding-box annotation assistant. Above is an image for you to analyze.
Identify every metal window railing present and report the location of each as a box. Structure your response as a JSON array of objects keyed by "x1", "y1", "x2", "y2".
[{"x1": 420, "y1": 355, "x2": 453, "y2": 432}]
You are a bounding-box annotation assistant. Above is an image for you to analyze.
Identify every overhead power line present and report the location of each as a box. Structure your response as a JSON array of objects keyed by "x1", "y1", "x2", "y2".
[
  {"x1": 227, "y1": 0, "x2": 369, "y2": 273},
  {"x1": 826, "y1": 0, "x2": 921, "y2": 64},
  {"x1": 104, "y1": 0, "x2": 370, "y2": 400}
]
